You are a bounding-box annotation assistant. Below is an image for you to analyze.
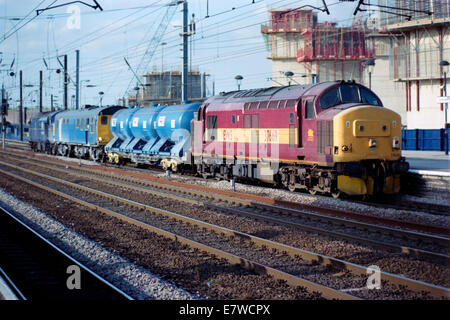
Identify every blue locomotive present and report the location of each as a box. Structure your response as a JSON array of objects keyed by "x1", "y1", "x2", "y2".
[{"x1": 29, "y1": 105, "x2": 123, "y2": 159}]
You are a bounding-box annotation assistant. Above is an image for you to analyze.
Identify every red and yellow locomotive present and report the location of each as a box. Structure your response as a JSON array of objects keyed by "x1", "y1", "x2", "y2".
[{"x1": 192, "y1": 80, "x2": 409, "y2": 198}]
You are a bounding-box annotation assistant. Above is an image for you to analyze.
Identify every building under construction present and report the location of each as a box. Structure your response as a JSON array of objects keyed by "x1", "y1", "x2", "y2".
[
  {"x1": 124, "y1": 68, "x2": 208, "y2": 107},
  {"x1": 367, "y1": 0, "x2": 450, "y2": 129},
  {"x1": 261, "y1": 3, "x2": 450, "y2": 129},
  {"x1": 261, "y1": 9, "x2": 373, "y2": 86}
]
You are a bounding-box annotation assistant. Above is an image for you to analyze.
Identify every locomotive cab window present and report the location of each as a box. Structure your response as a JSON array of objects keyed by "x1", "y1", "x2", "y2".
[
  {"x1": 319, "y1": 87, "x2": 340, "y2": 109},
  {"x1": 339, "y1": 85, "x2": 360, "y2": 103},
  {"x1": 305, "y1": 100, "x2": 315, "y2": 119},
  {"x1": 207, "y1": 115, "x2": 217, "y2": 141},
  {"x1": 360, "y1": 87, "x2": 381, "y2": 106},
  {"x1": 101, "y1": 116, "x2": 108, "y2": 125}
]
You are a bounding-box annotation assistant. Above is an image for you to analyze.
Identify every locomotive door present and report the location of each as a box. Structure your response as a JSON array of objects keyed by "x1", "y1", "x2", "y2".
[
  {"x1": 302, "y1": 98, "x2": 316, "y2": 154},
  {"x1": 297, "y1": 101, "x2": 303, "y2": 148}
]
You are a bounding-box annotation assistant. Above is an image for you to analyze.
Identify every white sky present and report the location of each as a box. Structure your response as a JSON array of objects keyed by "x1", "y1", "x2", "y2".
[{"x1": 0, "y1": 0, "x2": 363, "y2": 108}]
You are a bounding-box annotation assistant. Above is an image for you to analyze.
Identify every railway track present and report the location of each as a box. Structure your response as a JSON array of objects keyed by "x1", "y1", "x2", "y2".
[
  {"x1": 0, "y1": 155, "x2": 448, "y2": 299},
  {"x1": 4, "y1": 142, "x2": 449, "y2": 217},
  {"x1": 1, "y1": 152, "x2": 447, "y2": 259},
  {"x1": 0, "y1": 205, "x2": 133, "y2": 300}
]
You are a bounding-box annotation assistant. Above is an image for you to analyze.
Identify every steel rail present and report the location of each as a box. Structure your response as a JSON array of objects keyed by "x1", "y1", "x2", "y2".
[
  {"x1": 3, "y1": 151, "x2": 446, "y2": 246},
  {"x1": 4, "y1": 155, "x2": 448, "y2": 262},
  {"x1": 0, "y1": 166, "x2": 359, "y2": 300},
  {"x1": 0, "y1": 162, "x2": 448, "y2": 299},
  {"x1": 2, "y1": 147, "x2": 449, "y2": 236},
  {"x1": 0, "y1": 204, "x2": 133, "y2": 300}
]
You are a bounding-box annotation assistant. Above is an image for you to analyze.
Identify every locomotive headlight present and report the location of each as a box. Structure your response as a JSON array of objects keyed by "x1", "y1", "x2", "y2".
[
  {"x1": 392, "y1": 136, "x2": 400, "y2": 149},
  {"x1": 98, "y1": 137, "x2": 103, "y2": 142},
  {"x1": 342, "y1": 145, "x2": 349, "y2": 152},
  {"x1": 369, "y1": 139, "x2": 376, "y2": 147}
]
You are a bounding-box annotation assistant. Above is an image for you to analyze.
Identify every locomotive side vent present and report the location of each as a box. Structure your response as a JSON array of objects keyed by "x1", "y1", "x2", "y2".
[{"x1": 318, "y1": 120, "x2": 333, "y2": 154}]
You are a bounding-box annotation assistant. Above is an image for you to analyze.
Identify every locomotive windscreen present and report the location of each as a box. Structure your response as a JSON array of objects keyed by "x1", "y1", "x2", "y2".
[{"x1": 320, "y1": 84, "x2": 382, "y2": 110}]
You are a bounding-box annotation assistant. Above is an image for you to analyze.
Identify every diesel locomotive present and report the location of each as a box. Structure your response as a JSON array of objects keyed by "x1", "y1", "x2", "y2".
[{"x1": 28, "y1": 80, "x2": 409, "y2": 198}]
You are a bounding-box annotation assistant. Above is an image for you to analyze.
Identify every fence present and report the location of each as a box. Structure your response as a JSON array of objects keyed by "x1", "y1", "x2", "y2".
[{"x1": 402, "y1": 128, "x2": 450, "y2": 151}]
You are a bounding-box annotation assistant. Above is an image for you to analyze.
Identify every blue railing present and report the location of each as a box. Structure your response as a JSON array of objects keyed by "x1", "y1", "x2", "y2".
[{"x1": 402, "y1": 129, "x2": 449, "y2": 151}]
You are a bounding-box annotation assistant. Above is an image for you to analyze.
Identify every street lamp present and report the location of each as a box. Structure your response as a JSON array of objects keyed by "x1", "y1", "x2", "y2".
[
  {"x1": 364, "y1": 59, "x2": 375, "y2": 89},
  {"x1": 134, "y1": 86, "x2": 140, "y2": 107},
  {"x1": 440, "y1": 60, "x2": 449, "y2": 155},
  {"x1": 98, "y1": 91, "x2": 104, "y2": 107},
  {"x1": 284, "y1": 71, "x2": 294, "y2": 86},
  {"x1": 235, "y1": 75, "x2": 243, "y2": 91}
]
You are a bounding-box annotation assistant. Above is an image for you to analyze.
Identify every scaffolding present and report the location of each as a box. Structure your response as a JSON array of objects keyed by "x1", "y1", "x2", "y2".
[
  {"x1": 142, "y1": 69, "x2": 203, "y2": 105},
  {"x1": 262, "y1": 9, "x2": 373, "y2": 83},
  {"x1": 374, "y1": 0, "x2": 450, "y2": 81},
  {"x1": 378, "y1": 0, "x2": 450, "y2": 28}
]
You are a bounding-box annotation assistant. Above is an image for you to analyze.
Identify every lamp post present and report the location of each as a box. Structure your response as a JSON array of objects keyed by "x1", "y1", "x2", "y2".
[
  {"x1": 364, "y1": 59, "x2": 375, "y2": 89},
  {"x1": 98, "y1": 91, "x2": 104, "y2": 108},
  {"x1": 235, "y1": 75, "x2": 243, "y2": 91},
  {"x1": 440, "y1": 60, "x2": 449, "y2": 155},
  {"x1": 284, "y1": 71, "x2": 294, "y2": 86},
  {"x1": 134, "y1": 86, "x2": 140, "y2": 107}
]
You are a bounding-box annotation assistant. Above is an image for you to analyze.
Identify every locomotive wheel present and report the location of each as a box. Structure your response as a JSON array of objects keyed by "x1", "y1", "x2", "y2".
[
  {"x1": 288, "y1": 183, "x2": 296, "y2": 192},
  {"x1": 202, "y1": 173, "x2": 210, "y2": 179},
  {"x1": 308, "y1": 189, "x2": 317, "y2": 195},
  {"x1": 331, "y1": 191, "x2": 341, "y2": 199}
]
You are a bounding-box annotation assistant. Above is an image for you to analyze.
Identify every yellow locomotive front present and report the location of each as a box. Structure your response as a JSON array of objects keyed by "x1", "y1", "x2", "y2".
[{"x1": 333, "y1": 105, "x2": 409, "y2": 196}]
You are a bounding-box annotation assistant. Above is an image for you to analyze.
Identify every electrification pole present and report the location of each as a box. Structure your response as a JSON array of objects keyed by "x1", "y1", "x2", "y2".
[
  {"x1": 1, "y1": 85, "x2": 6, "y2": 149},
  {"x1": 76, "y1": 50, "x2": 80, "y2": 110},
  {"x1": 64, "y1": 54, "x2": 68, "y2": 110},
  {"x1": 19, "y1": 70, "x2": 23, "y2": 141},
  {"x1": 182, "y1": 0, "x2": 188, "y2": 103},
  {"x1": 39, "y1": 70, "x2": 43, "y2": 113}
]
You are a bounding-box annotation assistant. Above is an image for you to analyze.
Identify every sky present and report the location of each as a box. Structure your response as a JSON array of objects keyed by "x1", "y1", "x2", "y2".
[{"x1": 0, "y1": 0, "x2": 365, "y2": 109}]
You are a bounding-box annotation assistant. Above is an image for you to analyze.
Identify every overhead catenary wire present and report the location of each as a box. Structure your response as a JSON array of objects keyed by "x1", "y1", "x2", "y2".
[{"x1": 5, "y1": 0, "x2": 429, "y2": 105}]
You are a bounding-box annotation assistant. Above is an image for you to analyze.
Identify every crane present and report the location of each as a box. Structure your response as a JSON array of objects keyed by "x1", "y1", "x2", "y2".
[{"x1": 124, "y1": 0, "x2": 183, "y2": 97}]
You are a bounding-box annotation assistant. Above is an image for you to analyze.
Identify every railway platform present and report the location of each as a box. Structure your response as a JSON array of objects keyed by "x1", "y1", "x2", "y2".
[{"x1": 403, "y1": 151, "x2": 450, "y2": 175}]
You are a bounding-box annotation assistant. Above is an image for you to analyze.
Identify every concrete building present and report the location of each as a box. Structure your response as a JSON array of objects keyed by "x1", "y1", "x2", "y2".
[
  {"x1": 367, "y1": 0, "x2": 450, "y2": 129},
  {"x1": 123, "y1": 67, "x2": 208, "y2": 107},
  {"x1": 261, "y1": 3, "x2": 450, "y2": 130},
  {"x1": 261, "y1": 9, "x2": 371, "y2": 86}
]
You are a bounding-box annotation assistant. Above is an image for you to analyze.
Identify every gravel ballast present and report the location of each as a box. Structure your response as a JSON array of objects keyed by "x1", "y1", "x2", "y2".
[{"x1": 0, "y1": 188, "x2": 196, "y2": 300}]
